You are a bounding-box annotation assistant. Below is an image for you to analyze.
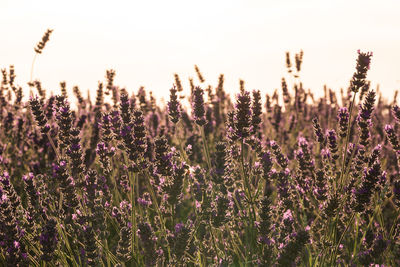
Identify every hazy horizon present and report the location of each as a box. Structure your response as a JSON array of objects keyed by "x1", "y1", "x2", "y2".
[{"x1": 1, "y1": 0, "x2": 399, "y2": 102}]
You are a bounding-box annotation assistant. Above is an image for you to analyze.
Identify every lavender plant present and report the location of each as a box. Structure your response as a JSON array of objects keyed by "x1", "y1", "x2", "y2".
[{"x1": 3, "y1": 39, "x2": 400, "y2": 266}]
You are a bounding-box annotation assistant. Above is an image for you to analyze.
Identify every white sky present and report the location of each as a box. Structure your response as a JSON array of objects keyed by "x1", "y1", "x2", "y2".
[{"x1": 1, "y1": 0, "x2": 400, "y2": 102}]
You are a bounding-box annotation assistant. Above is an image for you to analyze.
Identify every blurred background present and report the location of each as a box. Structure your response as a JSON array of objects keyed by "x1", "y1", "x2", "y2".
[{"x1": 1, "y1": 0, "x2": 399, "y2": 102}]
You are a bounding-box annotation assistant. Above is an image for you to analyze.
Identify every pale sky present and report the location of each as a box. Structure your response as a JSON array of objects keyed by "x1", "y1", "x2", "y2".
[{"x1": 1, "y1": 0, "x2": 400, "y2": 102}]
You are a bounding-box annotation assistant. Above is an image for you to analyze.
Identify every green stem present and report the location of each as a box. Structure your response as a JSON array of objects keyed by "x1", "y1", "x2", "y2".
[
  {"x1": 339, "y1": 92, "x2": 357, "y2": 190},
  {"x1": 330, "y1": 212, "x2": 355, "y2": 265},
  {"x1": 30, "y1": 53, "x2": 38, "y2": 83},
  {"x1": 209, "y1": 222, "x2": 220, "y2": 263},
  {"x1": 240, "y1": 140, "x2": 257, "y2": 253},
  {"x1": 129, "y1": 172, "x2": 136, "y2": 263},
  {"x1": 46, "y1": 132, "x2": 60, "y2": 160},
  {"x1": 389, "y1": 208, "x2": 400, "y2": 239},
  {"x1": 144, "y1": 170, "x2": 171, "y2": 262},
  {"x1": 199, "y1": 126, "x2": 211, "y2": 170}
]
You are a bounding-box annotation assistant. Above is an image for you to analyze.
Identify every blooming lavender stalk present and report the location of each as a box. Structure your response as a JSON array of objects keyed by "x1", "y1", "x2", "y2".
[
  {"x1": 251, "y1": 90, "x2": 262, "y2": 135},
  {"x1": 45, "y1": 96, "x2": 55, "y2": 120},
  {"x1": 30, "y1": 96, "x2": 50, "y2": 134},
  {"x1": 111, "y1": 110, "x2": 122, "y2": 141},
  {"x1": 0, "y1": 171, "x2": 22, "y2": 212},
  {"x1": 137, "y1": 86, "x2": 149, "y2": 113},
  {"x1": 116, "y1": 226, "x2": 132, "y2": 262},
  {"x1": 257, "y1": 190, "x2": 273, "y2": 245},
  {"x1": 313, "y1": 169, "x2": 328, "y2": 201},
  {"x1": 120, "y1": 93, "x2": 132, "y2": 125},
  {"x1": 393, "y1": 180, "x2": 400, "y2": 208},
  {"x1": 204, "y1": 106, "x2": 214, "y2": 137},
  {"x1": 323, "y1": 193, "x2": 339, "y2": 219},
  {"x1": 83, "y1": 225, "x2": 100, "y2": 266},
  {"x1": 23, "y1": 173, "x2": 47, "y2": 229},
  {"x1": 270, "y1": 140, "x2": 288, "y2": 169},
  {"x1": 170, "y1": 221, "x2": 192, "y2": 263},
  {"x1": 162, "y1": 162, "x2": 188, "y2": 207},
  {"x1": 211, "y1": 193, "x2": 230, "y2": 228},
  {"x1": 277, "y1": 230, "x2": 309, "y2": 267},
  {"x1": 192, "y1": 86, "x2": 207, "y2": 126},
  {"x1": 385, "y1": 124, "x2": 400, "y2": 151},
  {"x1": 0, "y1": 192, "x2": 28, "y2": 266},
  {"x1": 274, "y1": 169, "x2": 294, "y2": 211},
  {"x1": 256, "y1": 201, "x2": 274, "y2": 266},
  {"x1": 84, "y1": 170, "x2": 98, "y2": 211},
  {"x1": 190, "y1": 165, "x2": 206, "y2": 204},
  {"x1": 327, "y1": 130, "x2": 339, "y2": 161},
  {"x1": 55, "y1": 96, "x2": 73, "y2": 153},
  {"x1": 137, "y1": 221, "x2": 158, "y2": 266},
  {"x1": 105, "y1": 69, "x2": 115, "y2": 95},
  {"x1": 168, "y1": 85, "x2": 181, "y2": 124},
  {"x1": 194, "y1": 65, "x2": 205, "y2": 83},
  {"x1": 119, "y1": 94, "x2": 137, "y2": 161},
  {"x1": 66, "y1": 127, "x2": 85, "y2": 179},
  {"x1": 153, "y1": 135, "x2": 173, "y2": 185},
  {"x1": 34, "y1": 29, "x2": 53, "y2": 54},
  {"x1": 351, "y1": 50, "x2": 373, "y2": 93},
  {"x1": 96, "y1": 142, "x2": 115, "y2": 177},
  {"x1": 357, "y1": 90, "x2": 376, "y2": 147},
  {"x1": 54, "y1": 159, "x2": 79, "y2": 222},
  {"x1": 353, "y1": 161, "x2": 382, "y2": 212},
  {"x1": 281, "y1": 78, "x2": 290, "y2": 104},
  {"x1": 73, "y1": 85, "x2": 85, "y2": 108},
  {"x1": 337, "y1": 107, "x2": 349, "y2": 138},
  {"x1": 132, "y1": 108, "x2": 147, "y2": 156},
  {"x1": 385, "y1": 124, "x2": 400, "y2": 169},
  {"x1": 101, "y1": 112, "x2": 114, "y2": 143},
  {"x1": 357, "y1": 232, "x2": 387, "y2": 265},
  {"x1": 393, "y1": 105, "x2": 400, "y2": 123},
  {"x1": 234, "y1": 87, "x2": 252, "y2": 139},
  {"x1": 40, "y1": 218, "x2": 58, "y2": 262},
  {"x1": 272, "y1": 104, "x2": 282, "y2": 133},
  {"x1": 312, "y1": 117, "x2": 325, "y2": 146},
  {"x1": 212, "y1": 142, "x2": 226, "y2": 185}
]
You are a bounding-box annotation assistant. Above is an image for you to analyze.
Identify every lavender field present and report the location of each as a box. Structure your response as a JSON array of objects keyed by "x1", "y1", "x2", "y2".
[{"x1": 1, "y1": 31, "x2": 400, "y2": 267}]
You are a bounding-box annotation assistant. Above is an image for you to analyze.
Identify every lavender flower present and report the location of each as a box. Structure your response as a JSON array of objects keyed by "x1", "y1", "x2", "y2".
[
  {"x1": 83, "y1": 225, "x2": 99, "y2": 266},
  {"x1": 132, "y1": 108, "x2": 147, "y2": 155},
  {"x1": 393, "y1": 105, "x2": 400, "y2": 122},
  {"x1": 40, "y1": 218, "x2": 58, "y2": 262},
  {"x1": 34, "y1": 29, "x2": 53, "y2": 54},
  {"x1": 168, "y1": 85, "x2": 181, "y2": 124},
  {"x1": 326, "y1": 130, "x2": 339, "y2": 160},
  {"x1": 385, "y1": 124, "x2": 400, "y2": 151},
  {"x1": 55, "y1": 96, "x2": 73, "y2": 152},
  {"x1": 162, "y1": 162, "x2": 188, "y2": 207},
  {"x1": 277, "y1": 229, "x2": 309, "y2": 267},
  {"x1": 137, "y1": 221, "x2": 158, "y2": 266},
  {"x1": 66, "y1": 127, "x2": 85, "y2": 179},
  {"x1": 192, "y1": 86, "x2": 207, "y2": 126},
  {"x1": 211, "y1": 194, "x2": 230, "y2": 228},
  {"x1": 251, "y1": 90, "x2": 262, "y2": 135},
  {"x1": 312, "y1": 117, "x2": 325, "y2": 145},
  {"x1": 353, "y1": 161, "x2": 382, "y2": 212},
  {"x1": 54, "y1": 159, "x2": 79, "y2": 222},
  {"x1": 154, "y1": 136, "x2": 173, "y2": 178},
  {"x1": 212, "y1": 142, "x2": 227, "y2": 185},
  {"x1": 337, "y1": 107, "x2": 349, "y2": 138},
  {"x1": 351, "y1": 50, "x2": 373, "y2": 93},
  {"x1": 29, "y1": 96, "x2": 50, "y2": 134},
  {"x1": 116, "y1": 226, "x2": 132, "y2": 262},
  {"x1": 170, "y1": 221, "x2": 192, "y2": 263},
  {"x1": 234, "y1": 87, "x2": 252, "y2": 139},
  {"x1": 270, "y1": 140, "x2": 288, "y2": 169},
  {"x1": 357, "y1": 90, "x2": 376, "y2": 147}
]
